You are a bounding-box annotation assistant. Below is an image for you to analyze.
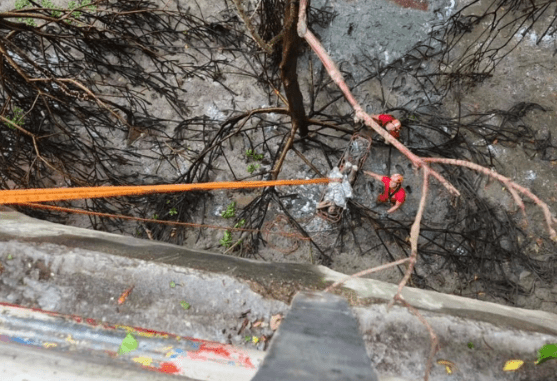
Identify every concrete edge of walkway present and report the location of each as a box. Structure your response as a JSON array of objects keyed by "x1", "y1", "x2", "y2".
[
  {"x1": 1, "y1": 206, "x2": 556, "y2": 338},
  {"x1": 318, "y1": 267, "x2": 557, "y2": 335}
]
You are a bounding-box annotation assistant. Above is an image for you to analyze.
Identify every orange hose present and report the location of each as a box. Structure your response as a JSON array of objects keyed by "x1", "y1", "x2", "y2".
[{"x1": 0, "y1": 178, "x2": 330, "y2": 204}]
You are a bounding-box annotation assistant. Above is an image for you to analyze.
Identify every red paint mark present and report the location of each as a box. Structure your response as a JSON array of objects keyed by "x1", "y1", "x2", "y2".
[
  {"x1": 104, "y1": 350, "x2": 119, "y2": 358},
  {"x1": 187, "y1": 352, "x2": 207, "y2": 361},
  {"x1": 133, "y1": 326, "x2": 163, "y2": 336},
  {"x1": 142, "y1": 362, "x2": 180, "y2": 374},
  {"x1": 159, "y1": 362, "x2": 179, "y2": 374},
  {"x1": 199, "y1": 343, "x2": 231, "y2": 357},
  {"x1": 390, "y1": 0, "x2": 428, "y2": 11},
  {"x1": 239, "y1": 353, "x2": 255, "y2": 368},
  {"x1": 86, "y1": 318, "x2": 98, "y2": 326}
]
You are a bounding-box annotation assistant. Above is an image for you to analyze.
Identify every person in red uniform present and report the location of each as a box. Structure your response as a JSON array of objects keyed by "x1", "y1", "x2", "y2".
[
  {"x1": 363, "y1": 171, "x2": 406, "y2": 214},
  {"x1": 371, "y1": 114, "x2": 402, "y2": 139}
]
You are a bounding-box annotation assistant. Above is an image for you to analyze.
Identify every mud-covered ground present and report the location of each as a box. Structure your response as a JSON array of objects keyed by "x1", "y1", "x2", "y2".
[{"x1": 171, "y1": 0, "x2": 557, "y2": 314}]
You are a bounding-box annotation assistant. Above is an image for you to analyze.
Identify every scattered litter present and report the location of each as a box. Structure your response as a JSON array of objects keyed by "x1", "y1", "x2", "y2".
[
  {"x1": 503, "y1": 359, "x2": 524, "y2": 371},
  {"x1": 325, "y1": 167, "x2": 353, "y2": 208},
  {"x1": 118, "y1": 333, "x2": 138, "y2": 355},
  {"x1": 118, "y1": 285, "x2": 134, "y2": 305},
  {"x1": 270, "y1": 314, "x2": 283, "y2": 331},
  {"x1": 536, "y1": 343, "x2": 557, "y2": 365},
  {"x1": 237, "y1": 317, "x2": 249, "y2": 335},
  {"x1": 437, "y1": 359, "x2": 457, "y2": 374}
]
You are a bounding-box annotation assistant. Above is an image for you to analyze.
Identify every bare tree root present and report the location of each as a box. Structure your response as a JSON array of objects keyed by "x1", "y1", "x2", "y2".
[
  {"x1": 324, "y1": 258, "x2": 410, "y2": 293},
  {"x1": 395, "y1": 295, "x2": 440, "y2": 381}
]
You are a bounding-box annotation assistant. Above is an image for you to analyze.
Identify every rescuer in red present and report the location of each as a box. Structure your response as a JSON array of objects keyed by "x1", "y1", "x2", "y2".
[
  {"x1": 371, "y1": 114, "x2": 402, "y2": 139},
  {"x1": 363, "y1": 171, "x2": 406, "y2": 214}
]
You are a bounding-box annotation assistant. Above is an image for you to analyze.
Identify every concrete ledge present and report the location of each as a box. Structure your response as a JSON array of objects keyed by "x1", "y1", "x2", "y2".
[
  {"x1": 319, "y1": 267, "x2": 557, "y2": 336},
  {"x1": 2, "y1": 207, "x2": 556, "y2": 337}
]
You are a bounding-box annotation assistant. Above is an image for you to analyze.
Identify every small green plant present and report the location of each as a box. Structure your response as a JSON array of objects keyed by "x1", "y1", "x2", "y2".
[
  {"x1": 40, "y1": 0, "x2": 62, "y2": 18},
  {"x1": 246, "y1": 149, "x2": 264, "y2": 161},
  {"x1": 168, "y1": 207, "x2": 177, "y2": 216},
  {"x1": 247, "y1": 163, "x2": 260, "y2": 174},
  {"x1": 221, "y1": 201, "x2": 236, "y2": 218},
  {"x1": 467, "y1": 342, "x2": 474, "y2": 349},
  {"x1": 152, "y1": 213, "x2": 158, "y2": 220},
  {"x1": 66, "y1": 0, "x2": 96, "y2": 23},
  {"x1": 15, "y1": 0, "x2": 30, "y2": 8},
  {"x1": 219, "y1": 230, "x2": 233, "y2": 247},
  {"x1": 14, "y1": 0, "x2": 38, "y2": 26},
  {"x1": 3, "y1": 107, "x2": 25, "y2": 130},
  {"x1": 14, "y1": 0, "x2": 98, "y2": 26},
  {"x1": 234, "y1": 219, "x2": 245, "y2": 228}
]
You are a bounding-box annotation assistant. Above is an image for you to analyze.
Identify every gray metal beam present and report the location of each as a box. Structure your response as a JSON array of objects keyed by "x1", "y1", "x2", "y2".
[{"x1": 253, "y1": 292, "x2": 378, "y2": 381}]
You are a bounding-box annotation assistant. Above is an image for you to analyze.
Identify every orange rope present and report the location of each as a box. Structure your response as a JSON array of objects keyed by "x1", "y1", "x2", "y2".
[{"x1": 0, "y1": 178, "x2": 330, "y2": 204}]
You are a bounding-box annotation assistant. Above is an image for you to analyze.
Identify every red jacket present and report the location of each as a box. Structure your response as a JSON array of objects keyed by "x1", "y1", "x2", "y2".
[
  {"x1": 374, "y1": 114, "x2": 400, "y2": 139},
  {"x1": 378, "y1": 176, "x2": 406, "y2": 204}
]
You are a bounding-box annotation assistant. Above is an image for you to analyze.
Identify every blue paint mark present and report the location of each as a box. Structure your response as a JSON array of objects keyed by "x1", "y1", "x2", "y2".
[
  {"x1": 11, "y1": 336, "x2": 38, "y2": 346},
  {"x1": 185, "y1": 341, "x2": 200, "y2": 350},
  {"x1": 169, "y1": 348, "x2": 185, "y2": 358}
]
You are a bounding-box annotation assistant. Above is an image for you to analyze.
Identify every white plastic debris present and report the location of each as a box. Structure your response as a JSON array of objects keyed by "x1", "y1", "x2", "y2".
[{"x1": 322, "y1": 166, "x2": 353, "y2": 209}]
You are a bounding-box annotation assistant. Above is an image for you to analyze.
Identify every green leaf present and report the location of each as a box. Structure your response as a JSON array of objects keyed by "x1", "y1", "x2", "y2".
[
  {"x1": 221, "y1": 202, "x2": 236, "y2": 218},
  {"x1": 15, "y1": 0, "x2": 31, "y2": 10},
  {"x1": 247, "y1": 163, "x2": 260, "y2": 174},
  {"x1": 537, "y1": 343, "x2": 557, "y2": 365},
  {"x1": 118, "y1": 333, "x2": 138, "y2": 355},
  {"x1": 180, "y1": 301, "x2": 191, "y2": 310},
  {"x1": 219, "y1": 230, "x2": 233, "y2": 247},
  {"x1": 169, "y1": 281, "x2": 176, "y2": 288}
]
